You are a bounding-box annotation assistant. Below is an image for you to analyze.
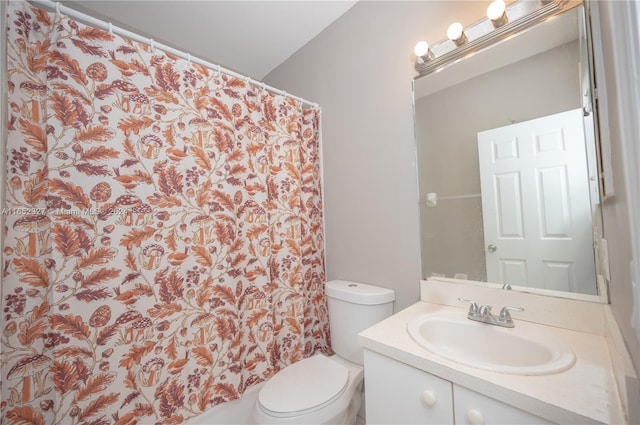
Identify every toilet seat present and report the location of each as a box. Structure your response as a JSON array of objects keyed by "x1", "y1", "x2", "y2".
[{"x1": 258, "y1": 354, "x2": 349, "y2": 418}]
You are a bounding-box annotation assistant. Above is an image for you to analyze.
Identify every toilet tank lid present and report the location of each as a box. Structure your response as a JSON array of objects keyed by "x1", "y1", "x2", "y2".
[{"x1": 325, "y1": 280, "x2": 395, "y2": 305}]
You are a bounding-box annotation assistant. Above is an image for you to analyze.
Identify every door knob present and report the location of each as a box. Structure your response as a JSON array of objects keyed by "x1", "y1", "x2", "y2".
[{"x1": 487, "y1": 244, "x2": 497, "y2": 252}]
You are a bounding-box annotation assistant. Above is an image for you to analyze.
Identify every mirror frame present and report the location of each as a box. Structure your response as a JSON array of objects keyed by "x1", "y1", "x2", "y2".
[{"x1": 413, "y1": 0, "x2": 609, "y2": 303}]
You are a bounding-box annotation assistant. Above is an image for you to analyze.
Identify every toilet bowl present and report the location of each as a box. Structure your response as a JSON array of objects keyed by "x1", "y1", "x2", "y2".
[
  {"x1": 253, "y1": 280, "x2": 395, "y2": 425},
  {"x1": 254, "y1": 354, "x2": 363, "y2": 424}
]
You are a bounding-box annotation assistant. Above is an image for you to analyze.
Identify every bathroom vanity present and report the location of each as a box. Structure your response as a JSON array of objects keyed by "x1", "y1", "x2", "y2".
[
  {"x1": 358, "y1": 281, "x2": 635, "y2": 424},
  {"x1": 364, "y1": 350, "x2": 552, "y2": 424}
]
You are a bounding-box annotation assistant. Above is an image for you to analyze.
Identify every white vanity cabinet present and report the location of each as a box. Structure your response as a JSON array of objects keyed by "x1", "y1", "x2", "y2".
[
  {"x1": 364, "y1": 349, "x2": 454, "y2": 424},
  {"x1": 364, "y1": 349, "x2": 553, "y2": 425},
  {"x1": 453, "y1": 384, "x2": 553, "y2": 425}
]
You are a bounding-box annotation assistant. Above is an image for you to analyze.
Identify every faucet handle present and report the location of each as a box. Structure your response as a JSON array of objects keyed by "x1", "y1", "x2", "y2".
[
  {"x1": 479, "y1": 304, "x2": 493, "y2": 318},
  {"x1": 458, "y1": 297, "x2": 480, "y2": 318},
  {"x1": 498, "y1": 306, "x2": 525, "y2": 324}
]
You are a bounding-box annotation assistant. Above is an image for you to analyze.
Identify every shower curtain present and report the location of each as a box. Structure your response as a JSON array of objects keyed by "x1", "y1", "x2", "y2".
[{"x1": 2, "y1": 2, "x2": 329, "y2": 424}]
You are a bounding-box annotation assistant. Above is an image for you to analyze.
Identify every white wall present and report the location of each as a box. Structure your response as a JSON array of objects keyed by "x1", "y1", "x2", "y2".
[
  {"x1": 265, "y1": 1, "x2": 487, "y2": 311},
  {"x1": 594, "y1": 0, "x2": 640, "y2": 375}
]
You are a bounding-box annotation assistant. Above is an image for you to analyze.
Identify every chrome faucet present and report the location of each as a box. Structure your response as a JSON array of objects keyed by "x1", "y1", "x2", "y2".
[{"x1": 458, "y1": 297, "x2": 524, "y2": 328}]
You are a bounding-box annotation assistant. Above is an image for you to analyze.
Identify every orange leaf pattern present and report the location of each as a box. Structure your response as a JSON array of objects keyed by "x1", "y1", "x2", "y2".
[{"x1": 2, "y1": 3, "x2": 328, "y2": 424}]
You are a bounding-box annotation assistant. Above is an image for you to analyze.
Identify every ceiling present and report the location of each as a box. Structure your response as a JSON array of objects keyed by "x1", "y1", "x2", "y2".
[{"x1": 62, "y1": 0, "x2": 358, "y2": 80}]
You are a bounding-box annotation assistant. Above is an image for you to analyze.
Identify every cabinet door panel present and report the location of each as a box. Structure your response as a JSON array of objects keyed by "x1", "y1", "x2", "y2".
[
  {"x1": 454, "y1": 384, "x2": 554, "y2": 424},
  {"x1": 364, "y1": 350, "x2": 454, "y2": 424}
]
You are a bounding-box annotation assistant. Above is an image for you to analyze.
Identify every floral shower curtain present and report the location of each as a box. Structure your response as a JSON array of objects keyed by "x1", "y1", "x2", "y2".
[{"x1": 2, "y1": 2, "x2": 329, "y2": 424}]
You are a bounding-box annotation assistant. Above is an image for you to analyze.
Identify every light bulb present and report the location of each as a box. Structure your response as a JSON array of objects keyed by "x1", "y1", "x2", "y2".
[
  {"x1": 414, "y1": 41, "x2": 430, "y2": 57},
  {"x1": 486, "y1": 0, "x2": 505, "y2": 20},
  {"x1": 447, "y1": 22, "x2": 467, "y2": 46},
  {"x1": 447, "y1": 23, "x2": 463, "y2": 41},
  {"x1": 487, "y1": 0, "x2": 508, "y2": 27}
]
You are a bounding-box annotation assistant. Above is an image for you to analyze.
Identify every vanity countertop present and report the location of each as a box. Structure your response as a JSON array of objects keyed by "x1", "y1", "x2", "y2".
[{"x1": 358, "y1": 301, "x2": 625, "y2": 424}]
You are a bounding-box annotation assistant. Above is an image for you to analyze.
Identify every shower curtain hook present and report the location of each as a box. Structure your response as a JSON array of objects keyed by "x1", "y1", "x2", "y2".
[
  {"x1": 55, "y1": 2, "x2": 61, "y2": 16},
  {"x1": 149, "y1": 39, "x2": 154, "y2": 53},
  {"x1": 187, "y1": 53, "x2": 191, "y2": 64},
  {"x1": 217, "y1": 64, "x2": 222, "y2": 76},
  {"x1": 108, "y1": 22, "x2": 113, "y2": 36}
]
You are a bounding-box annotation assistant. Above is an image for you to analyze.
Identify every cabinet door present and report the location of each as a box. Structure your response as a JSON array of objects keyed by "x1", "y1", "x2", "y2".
[
  {"x1": 364, "y1": 350, "x2": 454, "y2": 424},
  {"x1": 454, "y1": 384, "x2": 554, "y2": 425}
]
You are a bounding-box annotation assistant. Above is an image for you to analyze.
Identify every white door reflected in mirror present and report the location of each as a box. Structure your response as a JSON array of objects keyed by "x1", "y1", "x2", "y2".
[{"x1": 477, "y1": 109, "x2": 597, "y2": 295}]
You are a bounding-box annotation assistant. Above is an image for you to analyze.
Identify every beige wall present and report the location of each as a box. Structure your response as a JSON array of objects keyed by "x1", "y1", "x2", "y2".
[
  {"x1": 416, "y1": 41, "x2": 580, "y2": 283},
  {"x1": 266, "y1": 1, "x2": 486, "y2": 310},
  {"x1": 595, "y1": 1, "x2": 640, "y2": 374},
  {"x1": 266, "y1": 1, "x2": 488, "y2": 311},
  {"x1": 265, "y1": 1, "x2": 489, "y2": 311}
]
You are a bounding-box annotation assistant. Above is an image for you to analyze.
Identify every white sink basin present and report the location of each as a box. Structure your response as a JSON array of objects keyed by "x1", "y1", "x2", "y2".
[{"x1": 407, "y1": 311, "x2": 576, "y2": 375}]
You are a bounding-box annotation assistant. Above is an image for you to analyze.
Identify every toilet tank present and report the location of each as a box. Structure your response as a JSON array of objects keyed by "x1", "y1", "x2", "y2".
[{"x1": 325, "y1": 280, "x2": 395, "y2": 365}]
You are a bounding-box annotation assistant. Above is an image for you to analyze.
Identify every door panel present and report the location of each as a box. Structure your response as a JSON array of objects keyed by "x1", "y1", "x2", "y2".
[
  {"x1": 537, "y1": 165, "x2": 571, "y2": 237},
  {"x1": 495, "y1": 172, "x2": 524, "y2": 238}
]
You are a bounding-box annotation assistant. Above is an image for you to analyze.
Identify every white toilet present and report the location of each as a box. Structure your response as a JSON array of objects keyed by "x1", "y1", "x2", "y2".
[{"x1": 253, "y1": 280, "x2": 395, "y2": 424}]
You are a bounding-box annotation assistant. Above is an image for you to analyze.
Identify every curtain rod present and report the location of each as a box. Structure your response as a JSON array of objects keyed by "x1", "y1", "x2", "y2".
[{"x1": 27, "y1": 0, "x2": 320, "y2": 109}]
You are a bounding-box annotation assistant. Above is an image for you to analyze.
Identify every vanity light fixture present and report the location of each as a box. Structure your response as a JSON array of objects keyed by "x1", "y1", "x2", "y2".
[
  {"x1": 447, "y1": 22, "x2": 468, "y2": 46},
  {"x1": 414, "y1": 41, "x2": 434, "y2": 63},
  {"x1": 487, "y1": 0, "x2": 509, "y2": 28},
  {"x1": 413, "y1": 0, "x2": 579, "y2": 76}
]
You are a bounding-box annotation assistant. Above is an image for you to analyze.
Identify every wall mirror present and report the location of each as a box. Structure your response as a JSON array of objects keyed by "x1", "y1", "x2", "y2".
[{"x1": 413, "y1": 1, "x2": 608, "y2": 302}]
